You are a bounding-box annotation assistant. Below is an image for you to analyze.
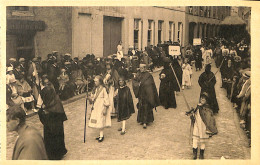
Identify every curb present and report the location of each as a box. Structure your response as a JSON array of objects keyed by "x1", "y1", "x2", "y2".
[{"x1": 26, "y1": 67, "x2": 163, "y2": 118}]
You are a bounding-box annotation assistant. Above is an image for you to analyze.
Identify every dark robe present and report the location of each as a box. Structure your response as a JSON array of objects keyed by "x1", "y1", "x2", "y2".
[
  {"x1": 198, "y1": 71, "x2": 219, "y2": 113},
  {"x1": 223, "y1": 66, "x2": 234, "y2": 97},
  {"x1": 194, "y1": 50, "x2": 202, "y2": 70},
  {"x1": 132, "y1": 71, "x2": 160, "y2": 124},
  {"x1": 159, "y1": 67, "x2": 177, "y2": 109},
  {"x1": 116, "y1": 86, "x2": 135, "y2": 122},
  {"x1": 38, "y1": 86, "x2": 67, "y2": 160},
  {"x1": 12, "y1": 125, "x2": 48, "y2": 160}
]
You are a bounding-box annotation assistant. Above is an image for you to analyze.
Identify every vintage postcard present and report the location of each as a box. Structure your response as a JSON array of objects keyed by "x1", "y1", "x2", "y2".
[{"x1": 1, "y1": 0, "x2": 260, "y2": 165}]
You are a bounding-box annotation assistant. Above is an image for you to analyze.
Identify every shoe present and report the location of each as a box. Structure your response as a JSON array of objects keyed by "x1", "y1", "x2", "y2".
[
  {"x1": 98, "y1": 136, "x2": 104, "y2": 142},
  {"x1": 32, "y1": 109, "x2": 38, "y2": 113},
  {"x1": 193, "y1": 148, "x2": 198, "y2": 160},
  {"x1": 199, "y1": 149, "x2": 205, "y2": 159},
  {"x1": 143, "y1": 124, "x2": 147, "y2": 129},
  {"x1": 95, "y1": 135, "x2": 104, "y2": 140},
  {"x1": 118, "y1": 128, "x2": 122, "y2": 131},
  {"x1": 120, "y1": 130, "x2": 126, "y2": 135}
]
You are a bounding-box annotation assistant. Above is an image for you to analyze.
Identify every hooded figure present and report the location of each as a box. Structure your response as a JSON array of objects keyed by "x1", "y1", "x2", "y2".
[
  {"x1": 159, "y1": 57, "x2": 177, "y2": 109},
  {"x1": 198, "y1": 64, "x2": 219, "y2": 114}
]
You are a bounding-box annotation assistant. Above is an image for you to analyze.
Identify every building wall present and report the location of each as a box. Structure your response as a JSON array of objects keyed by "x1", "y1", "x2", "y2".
[
  {"x1": 72, "y1": 6, "x2": 186, "y2": 57},
  {"x1": 185, "y1": 6, "x2": 231, "y2": 45},
  {"x1": 33, "y1": 7, "x2": 72, "y2": 60}
]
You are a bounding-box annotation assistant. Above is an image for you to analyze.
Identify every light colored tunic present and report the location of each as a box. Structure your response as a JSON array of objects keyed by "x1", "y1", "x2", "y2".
[
  {"x1": 89, "y1": 86, "x2": 111, "y2": 129},
  {"x1": 182, "y1": 63, "x2": 192, "y2": 86}
]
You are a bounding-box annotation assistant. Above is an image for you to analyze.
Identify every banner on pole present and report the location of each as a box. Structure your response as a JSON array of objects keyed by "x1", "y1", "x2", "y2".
[
  {"x1": 169, "y1": 45, "x2": 181, "y2": 56},
  {"x1": 193, "y1": 38, "x2": 202, "y2": 46}
]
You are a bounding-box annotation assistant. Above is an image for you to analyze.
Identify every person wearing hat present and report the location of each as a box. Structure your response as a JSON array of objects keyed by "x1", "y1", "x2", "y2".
[
  {"x1": 198, "y1": 64, "x2": 219, "y2": 114},
  {"x1": 16, "y1": 75, "x2": 37, "y2": 113},
  {"x1": 18, "y1": 58, "x2": 26, "y2": 73},
  {"x1": 114, "y1": 76, "x2": 135, "y2": 135},
  {"x1": 236, "y1": 71, "x2": 251, "y2": 125},
  {"x1": 186, "y1": 92, "x2": 218, "y2": 159},
  {"x1": 132, "y1": 63, "x2": 160, "y2": 129},
  {"x1": 159, "y1": 57, "x2": 177, "y2": 109},
  {"x1": 222, "y1": 59, "x2": 235, "y2": 99}
]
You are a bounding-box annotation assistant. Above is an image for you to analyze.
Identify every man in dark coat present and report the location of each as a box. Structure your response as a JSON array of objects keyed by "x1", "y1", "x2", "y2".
[
  {"x1": 132, "y1": 63, "x2": 160, "y2": 128},
  {"x1": 38, "y1": 78, "x2": 68, "y2": 160},
  {"x1": 198, "y1": 64, "x2": 219, "y2": 114},
  {"x1": 159, "y1": 57, "x2": 177, "y2": 109},
  {"x1": 7, "y1": 106, "x2": 48, "y2": 160}
]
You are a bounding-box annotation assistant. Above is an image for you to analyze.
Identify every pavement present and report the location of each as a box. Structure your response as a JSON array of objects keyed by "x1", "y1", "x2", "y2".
[{"x1": 6, "y1": 63, "x2": 251, "y2": 160}]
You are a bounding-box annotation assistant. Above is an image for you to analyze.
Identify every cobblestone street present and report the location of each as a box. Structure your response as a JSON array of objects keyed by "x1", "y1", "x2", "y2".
[{"x1": 6, "y1": 63, "x2": 251, "y2": 160}]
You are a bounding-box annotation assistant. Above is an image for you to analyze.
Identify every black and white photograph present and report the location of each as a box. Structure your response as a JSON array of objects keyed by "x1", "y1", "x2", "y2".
[{"x1": 4, "y1": 5, "x2": 255, "y2": 161}]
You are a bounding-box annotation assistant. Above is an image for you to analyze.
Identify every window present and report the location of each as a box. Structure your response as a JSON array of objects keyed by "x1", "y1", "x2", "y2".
[
  {"x1": 147, "y1": 20, "x2": 154, "y2": 46},
  {"x1": 158, "y1": 21, "x2": 163, "y2": 44},
  {"x1": 14, "y1": 6, "x2": 29, "y2": 11},
  {"x1": 178, "y1": 22, "x2": 182, "y2": 45},
  {"x1": 200, "y1": 7, "x2": 204, "y2": 17},
  {"x1": 169, "y1": 22, "x2": 174, "y2": 42},
  {"x1": 189, "y1": 6, "x2": 193, "y2": 14},
  {"x1": 134, "y1": 19, "x2": 140, "y2": 50}
]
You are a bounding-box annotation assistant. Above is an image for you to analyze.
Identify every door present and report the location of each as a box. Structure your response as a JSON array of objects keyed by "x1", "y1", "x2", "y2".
[
  {"x1": 103, "y1": 16, "x2": 122, "y2": 57},
  {"x1": 6, "y1": 35, "x2": 17, "y2": 60},
  {"x1": 74, "y1": 14, "x2": 92, "y2": 58}
]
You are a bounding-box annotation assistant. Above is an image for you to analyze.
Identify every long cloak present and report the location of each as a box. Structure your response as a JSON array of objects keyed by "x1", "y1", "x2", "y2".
[
  {"x1": 198, "y1": 71, "x2": 219, "y2": 113},
  {"x1": 132, "y1": 71, "x2": 160, "y2": 124},
  {"x1": 116, "y1": 86, "x2": 135, "y2": 122},
  {"x1": 38, "y1": 86, "x2": 67, "y2": 160},
  {"x1": 159, "y1": 68, "x2": 177, "y2": 108}
]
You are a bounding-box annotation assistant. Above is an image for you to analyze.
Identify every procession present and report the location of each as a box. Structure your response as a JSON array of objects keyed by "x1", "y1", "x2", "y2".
[{"x1": 6, "y1": 6, "x2": 251, "y2": 160}]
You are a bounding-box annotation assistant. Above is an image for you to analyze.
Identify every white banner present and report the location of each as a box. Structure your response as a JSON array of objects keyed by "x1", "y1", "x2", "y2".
[
  {"x1": 193, "y1": 38, "x2": 202, "y2": 46},
  {"x1": 169, "y1": 45, "x2": 181, "y2": 56}
]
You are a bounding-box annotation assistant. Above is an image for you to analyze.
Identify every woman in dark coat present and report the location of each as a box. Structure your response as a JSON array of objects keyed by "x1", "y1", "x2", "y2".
[
  {"x1": 38, "y1": 78, "x2": 68, "y2": 160},
  {"x1": 198, "y1": 64, "x2": 219, "y2": 114},
  {"x1": 159, "y1": 58, "x2": 177, "y2": 109},
  {"x1": 132, "y1": 63, "x2": 160, "y2": 129}
]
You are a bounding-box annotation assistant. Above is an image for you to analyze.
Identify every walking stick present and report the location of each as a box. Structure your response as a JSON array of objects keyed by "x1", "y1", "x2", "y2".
[
  {"x1": 169, "y1": 63, "x2": 190, "y2": 110},
  {"x1": 84, "y1": 79, "x2": 89, "y2": 143},
  {"x1": 169, "y1": 63, "x2": 193, "y2": 145},
  {"x1": 230, "y1": 80, "x2": 235, "y2": 101}
]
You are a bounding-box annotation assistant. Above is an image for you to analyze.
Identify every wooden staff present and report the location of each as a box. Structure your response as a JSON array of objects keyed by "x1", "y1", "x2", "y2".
[
  {"x1": 84, "y1": 79, "x2": 89, "y2": 143},
  {"x1": 169, "y1": 62, "x2": 192, "y2": 144},
  {"x1": 169, "y1": 63, "x2": 190, "y2": 110},
  {"x1": 207, "y1": 58, "x2": 224, "y2": 83}
]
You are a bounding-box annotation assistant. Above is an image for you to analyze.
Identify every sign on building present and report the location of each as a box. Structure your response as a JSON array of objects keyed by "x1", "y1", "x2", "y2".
[
  {"x1": 193, "y1": 38, "x2": 202, "y2": 46},
  {"x1": 169, "y1": 45, "x2": 181, "y2": 56}
]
